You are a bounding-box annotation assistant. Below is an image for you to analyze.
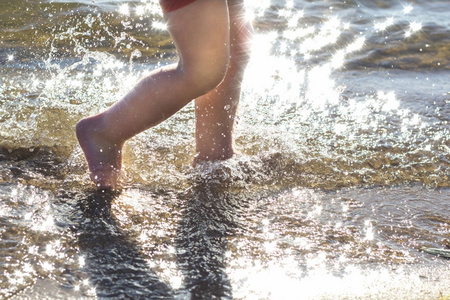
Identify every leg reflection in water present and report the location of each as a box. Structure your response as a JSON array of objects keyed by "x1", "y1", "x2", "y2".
[
  {"x1": 175, "y1": 183, "x2": 248, "y2": 299},
  {"x1": 75, "y1": 190, "x2": 173, "y2": 299},
  {"x1": 66, "y1": 183, "x2": 246, "y2": 298}
]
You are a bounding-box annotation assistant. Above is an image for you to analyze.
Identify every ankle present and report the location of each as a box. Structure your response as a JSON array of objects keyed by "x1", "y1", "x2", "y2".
[
  {"x1": 194, "y1": 147, "x2": 236, "y2": 164},
  {"x1": 77, "y1": 114, "x2": 124, "y2": 148}
]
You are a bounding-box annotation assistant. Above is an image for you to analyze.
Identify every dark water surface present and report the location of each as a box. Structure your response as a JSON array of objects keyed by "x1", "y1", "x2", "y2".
[{"x1": 1, "y1": 0, "x2": 449, "y2": 299}]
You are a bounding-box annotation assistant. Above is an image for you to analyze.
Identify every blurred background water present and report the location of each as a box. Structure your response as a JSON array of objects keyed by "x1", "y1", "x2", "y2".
[{"x1": 0, "y1": 0, "x2": 449, "y2": 299}]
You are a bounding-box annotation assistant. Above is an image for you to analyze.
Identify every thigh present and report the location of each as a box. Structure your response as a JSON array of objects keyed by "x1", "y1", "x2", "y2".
[{"x1": 164, "y1": 0, "x2": 230, "y2": 76}]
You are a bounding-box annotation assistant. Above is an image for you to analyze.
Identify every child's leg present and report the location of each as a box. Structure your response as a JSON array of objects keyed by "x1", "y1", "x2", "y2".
[
  {"x1": 76, "y1": 0, "x2": 230, "y2": 188},
  {"x1": 194, "y1": 0, "x2": 253, "y2": 163}
]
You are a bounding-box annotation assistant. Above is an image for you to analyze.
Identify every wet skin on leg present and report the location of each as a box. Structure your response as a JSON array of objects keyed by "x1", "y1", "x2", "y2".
[
  {"x1": 76, "y1": 0, "x2": 254, "y2": 188},
  {"x1": 76, "y1": 0, "x2": 230, "y2": 188},
  {"x1": 194, "y1": 0, "x2": 253, "y2": 163}
]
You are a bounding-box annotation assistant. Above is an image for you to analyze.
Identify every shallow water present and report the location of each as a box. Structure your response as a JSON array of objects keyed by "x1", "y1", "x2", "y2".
[
  {"x1": 1, "y1": 0, "x2": 449, "y2": 299},
  {"x1": 1, "y1": 183, "x2": 450, "y2": 299}
]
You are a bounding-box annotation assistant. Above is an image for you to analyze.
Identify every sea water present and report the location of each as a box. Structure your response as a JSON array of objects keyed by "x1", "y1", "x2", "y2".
[{"x1": 0, "y1": 0, "x2": 449, "y2": 299}]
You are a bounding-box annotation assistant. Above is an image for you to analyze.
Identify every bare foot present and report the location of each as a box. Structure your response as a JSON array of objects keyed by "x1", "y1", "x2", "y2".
[{"x1": 76, "y1": 116, "x2": 123, "y2": 189}]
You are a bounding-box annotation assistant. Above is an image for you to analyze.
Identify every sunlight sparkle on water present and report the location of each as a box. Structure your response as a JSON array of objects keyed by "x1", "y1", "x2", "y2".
[
  {"x1": 299, "y1": 17, "x2": 342, "y2": 54},
  {"x1": 40, "y1": 261, "x2": 54, "y2": 272},
  {"x1": 285, "y1": 0, "x2": 295, "y2": 10},
  {"x1": 375, "y1": 17, "x2": 394, "y2": 32},
  {"x1": 287, "y1": 11, "x2": 304, "y2": 28},
  {"x1": 8, "y1": 271, "x2": 26, "y2": 286},
  {"x1": 405, "y1": 21, "x2": 422, "y2": 37},
  {"x1": 23, "y1": 263, "x2": 34, "y2": 275},
  {"x1": 152, "y1": 21, "x2": 167, "y2": 31},
  {"x1": 343, "y1": 22, "x2": 351, "y2": 30},
  {"x1": 331, "y1": 50, "x2": 345, "y2": 69},
  {"x1": 244, "y1": 9, "x2": 256, "y2": 23},
  {"x1": 364, "y1": 220, "x2": 374, "y2": 241},
  {"x1": 278, "y1": 9, "x2": 291, "y2": 19},
  {"x1": 322, "y1": 16, "x2": 341, "y2": 32},
  {"x1": 334, "y1": 123, "x2": 347, "y2": 136},
  {"x1": 244, "y1": 0, "x2": 270, "y2": 17},
  {"x1": 378, "y1": 91, "x2": 400, "y2": 111},
  {"x1": 346, "y1": 36, "x2": 365, "y2": 53},
  {"x1": 135, "y1": 5, "x2": 146, "y2": 16},
  {"x1": 45, "y1": 243, "x2": 57, "y2": 257},
  {"x1": 306, "y1": 65, "x2": 339, "y2": 107},
  {"x1": 283, "y1": 25, "x2": 315, "y2": 41},
  {"x1": 32, "y1": 215, "x2": 54, "y2": 232},
  {"x1": 402, "y1": 4, "x2": 413, "y2": 14},
  {"x1": 118, "y1": 4, "x2": 130, "y2": 16},
  {"x1": 244, "y1": 33, "x2": 278, "y2": 96},
  {"x1": 78, "y1": 256, "x2": 86, "y2": 267},
  {"x1": 229, "y1": 255, "x2": 445, "y2": 300}
]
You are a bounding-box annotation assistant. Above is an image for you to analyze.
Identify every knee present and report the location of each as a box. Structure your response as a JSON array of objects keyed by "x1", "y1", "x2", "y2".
[
  {"x1": 180, "y1": 53, "x2": 229, "y2": 95},
  {"x1": 201, "y1": 60, "x2": 229, "y2": 92}
]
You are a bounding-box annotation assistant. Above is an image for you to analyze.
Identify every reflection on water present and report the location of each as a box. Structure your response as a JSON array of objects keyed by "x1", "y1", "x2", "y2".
[
  {"x1": 1, "y1": 0, "x2": 450, "y2": 298},
  {"x1": 175, "y1": 184, "x2": 247, "y2": 299},
  {"x1": 75, "y1": 190, "x2": 173, "y2": 298},
  {"x1": 1, "y1": 181, "x2": 449, "y2": 299}
]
